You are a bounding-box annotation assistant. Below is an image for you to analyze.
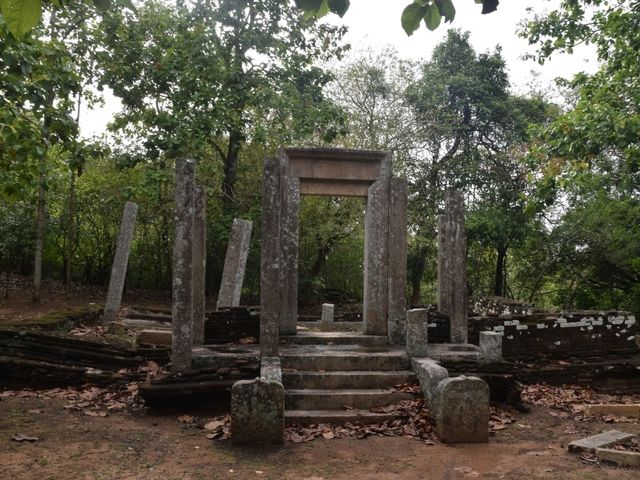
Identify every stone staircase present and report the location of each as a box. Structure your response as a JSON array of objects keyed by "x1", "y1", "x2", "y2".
[{"x1": 280, "y1": 333, "x2": 416, "y2": 425}]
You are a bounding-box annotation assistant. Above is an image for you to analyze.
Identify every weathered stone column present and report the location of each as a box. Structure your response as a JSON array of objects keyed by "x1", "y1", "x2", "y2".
[
  {"x1": 216, "y1": 218, "x2": 253, "y2": 310},
  {"x1": 388, "y1": 177, "x2": 408, "y2": 344},
  {"x1": 447, "y1": 191, "x2": 468, "y2": 343},
  {"x1": 363, "y1": 155, "x2": 391, "y2": 335},
  {"x1": 437, "y1": 214, "x2": 450, "y2": 315},
  {"x1": 172, "y1": 159, "x2": 195, "y2": 372},
  {"x1": 260, "y1": 157, "x2": 281, "y2": 357},
  {"x1": 103, "y1": 201, "x2": 139, "y2": 323},
  {"x1": 278, "y1": 153, "x2": 300, "y2": 335},
  {"x1": 406, "y1": 308, "x2": 429, "y2": 357},
  {"x1": 192, "y1": 185, "x2": 207, "y2": 346}
]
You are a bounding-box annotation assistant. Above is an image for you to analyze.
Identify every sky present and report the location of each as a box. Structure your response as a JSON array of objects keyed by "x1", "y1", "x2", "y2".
[{"x1": 79, "y1": 0, "x2": 599, "y2": 138}]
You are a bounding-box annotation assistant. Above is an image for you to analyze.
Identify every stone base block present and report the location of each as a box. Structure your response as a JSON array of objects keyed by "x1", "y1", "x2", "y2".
[
  {"x1": 435, "y1": 375, "x2": 489, "y2": 443},
  {"x1": 231, "y1": 378, "x2": 284, "y2": 445}
]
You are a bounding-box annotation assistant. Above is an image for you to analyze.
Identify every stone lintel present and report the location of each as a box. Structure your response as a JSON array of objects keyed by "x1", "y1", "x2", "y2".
[{"x1": 299, "y1": 179, "x2": 371, "y2": 197}]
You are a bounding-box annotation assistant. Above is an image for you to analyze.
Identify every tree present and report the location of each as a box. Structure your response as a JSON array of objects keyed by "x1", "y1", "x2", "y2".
[
  {"x1": 2, "y1": 0, "x2": 500, "y2": 38},
  {"x1": 406, "y1": 30, "x2": 555, "y2": 300},
  {"x1": 97, "y1": 0, "x2": 347, "y2": 205}
]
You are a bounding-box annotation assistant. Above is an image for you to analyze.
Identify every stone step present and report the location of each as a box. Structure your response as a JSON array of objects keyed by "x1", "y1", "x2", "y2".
[
  {"x1": 281, "y1": 347, "x2": 409, "y2": 371},
  {"x1": 285, "y1": 409, "x2": 397, "y2": 426},
  {"x1": 283, "y1": 370, "x2": 416, "y2": 389},
  {"x1": 285, "y1": 388, "x2": 415, "y2": 410},
  {"x1": 281, "y1": 332, "x2": 388, "y2": 346}
]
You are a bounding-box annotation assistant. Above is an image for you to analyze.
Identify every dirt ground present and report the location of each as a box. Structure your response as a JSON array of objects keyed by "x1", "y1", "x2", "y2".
[
  {"x1": 2, "y1": 277, "x2": 640, "y2": 479},
  {"x1": 0, "y1": 392, "x2": 639, "y2": 480}
]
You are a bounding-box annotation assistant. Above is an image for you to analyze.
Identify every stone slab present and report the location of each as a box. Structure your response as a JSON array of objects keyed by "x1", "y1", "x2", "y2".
[
  {"x1": 596, "y1": 447, "x2": 640, "y2": 467},
  {"x1": 136, "y1": 329, "x2": 172, "y2": 346},
  {"x1": 428, "y1": 343, "x2": 482, "y2": 361},
  {"x1": 411, "y1": 358, "x2": 449, "y2": 408},
  {"x1": 217, "y1": 219, "x2": 252, "y2": 310},
  {"x1": 436, "y1": 375, "x2": 489, "y2": 443},
  {"x1": 584, "y1": 404, "x2": 640, "y2": 418},
  {"x1": 283, "y1": 370, "x2": 415, "y2": 390},
  {"x1": 321, "y1": 303, "x2": 335, "y2": 323},
  {"x1": 285, "y1": 409, "x2": 397, "y2": 426},
  {"x1": 568, "y1": 430, "x2": 636, "y2": 453},
  {"x1": 103, "y1": 202, "x2": 138, "y2": 323},
  {"x1": 479, "y1": 331, "x2": 503, "y2": 361},
  {"x1": 285, "y1": 388, "x2": 415, "y2": 410}
]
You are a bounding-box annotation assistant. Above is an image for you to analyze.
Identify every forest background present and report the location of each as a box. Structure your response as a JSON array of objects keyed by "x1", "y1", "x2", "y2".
[{"x1": 1, "y1": 0, "x2": 638, "y2": 315}]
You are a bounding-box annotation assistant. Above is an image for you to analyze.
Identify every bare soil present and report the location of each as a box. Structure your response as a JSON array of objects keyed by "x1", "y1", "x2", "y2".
[{"x1": 2, "y1": 279, "x2": 640, "y2": 479}]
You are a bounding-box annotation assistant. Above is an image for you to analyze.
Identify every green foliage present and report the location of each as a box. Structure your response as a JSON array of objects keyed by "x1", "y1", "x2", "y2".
[{"x1": 1, "y1": 0, "x2": 42, "y2": 38}]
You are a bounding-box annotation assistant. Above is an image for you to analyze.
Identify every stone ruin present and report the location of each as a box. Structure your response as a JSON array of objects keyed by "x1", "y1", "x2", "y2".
[{"x1": 100, "y1": 147, "x2": 637, "y2": 447}]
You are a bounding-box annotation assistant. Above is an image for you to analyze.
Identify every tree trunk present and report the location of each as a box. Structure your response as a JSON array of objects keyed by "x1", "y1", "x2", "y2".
[
  {"x1": 33, "y1": 168, "x2": 47, "y2": 303},
  {"x1": 494, "y1": 246, "x2": 507, "y2": 297},
  {"x1": 64, "y1": 171, "x2": 77, "y2": 286},
  {"x1": 221, "y1": 129, "x2": 243, "y2": 205},
  {"x1": 409, "y1": 250, "x2": 427, "y2": 305}
]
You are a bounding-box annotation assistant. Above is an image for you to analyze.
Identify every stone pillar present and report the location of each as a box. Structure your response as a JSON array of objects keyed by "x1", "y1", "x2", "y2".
[
  {"x1": 279, "y1": 153, "x2": 300, "y2": 335},
  {"x1": 388, "y1": 177, "x2": 408, "y2": 344},
  {"x1": 216, "y1": 218, "x2": 253, "y2": 310},
  {"x1": 479, "y1": 331, "x2": 503, "y2": 361},
  {"x1": 406, "y1": 308, "x2": 429, "y2": 357},
  {"x1": 446, "y1": 191, "x2": 468, "y2": 343},
  {"x1": 172, "y1": 159, "x2": 195, "y2": 372},
  {"x1": 260, "y1": 157, "x2": 281, "y2": 357},
  {"x1": 321, "y1": 303, "x2": 335, "y2": 323},
  {"x1": 363, "y1": 155, "x2": 391, "y2": 335},
  {"x1": 192, "y1": 185, "x2": 207, "y2": 346},
  {"x1": 437, "y1": 214, "x2": 450, "y2": 315},
  {"x1": 103, "y1": 201, "x2": 139, "y2": 323}
]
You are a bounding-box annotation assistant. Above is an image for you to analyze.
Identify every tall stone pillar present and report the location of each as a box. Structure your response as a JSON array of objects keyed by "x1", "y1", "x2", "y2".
[
  {"x1": 192, "y1": 184, "x2": 207, "y2": 346},
  {"x1": 437, "y1": 214, "x2": 450, "y2": 315},
  {"x1": 388, "y1": 177, "x2": 408, "y2": 344},
  {"x1": 216, "y1": 218, "x2": 253, "y2": 310},
  {"x1": 103, "y1": 201, "x2": 139, "y2": 323},
  {"x1": 446, "y1": 191, "x2": 468, "y2": 343},
  {"x1": 260, "y1": 157, "x2": 281, "y2": 357},
  {"x1": 363, "y1": 155, "x2": 391, "y2": 336},
  {"x1": 279, "y1": 156, "x2": 300, "y2": 335},
  {"x1": 172, "y1": 159, "x2": 195, "y2": 372}
]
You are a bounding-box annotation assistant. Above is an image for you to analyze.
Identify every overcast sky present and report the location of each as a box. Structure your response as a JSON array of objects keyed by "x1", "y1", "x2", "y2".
[{"x1": 80, "y1": 0, "x2": 598, "y2": 138}]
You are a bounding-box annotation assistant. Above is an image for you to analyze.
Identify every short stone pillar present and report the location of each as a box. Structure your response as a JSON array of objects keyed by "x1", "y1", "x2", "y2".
[
  {"x1": 231, "y1": 357, "x2": 284, "y2": 445},
  {"x1": 192, "y1": 185, "x2": 207, "y2": 346},
  {"x1": 171, "y1": 159, "x2": 195, "y2": 372},
  {"x1": 321, "y1": 303, "x2": 335, "y2": 323},
  {"x1": 435, "y1": 376, "x2": 489, "y2": 443},
  {"x1": 216, "y1": 218, "x2": 253, "y2": 310},
  {"x1": 479, "y1": 331, "x2": 503, "y2": 361},
  {"x1": 103, "y1": 201, "x2": 139, "y2": 323},
  {"x1": 437, "y1": 191, "x2": 468, "y2": 343},
  {"x1": 406, "y1": 308, "x2": 429, "y2": 357}
]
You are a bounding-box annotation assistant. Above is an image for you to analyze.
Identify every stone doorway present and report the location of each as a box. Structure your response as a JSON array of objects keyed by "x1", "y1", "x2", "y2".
[{"x1": 260, "y1": 148, "x2": 407, "y2": 355}]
